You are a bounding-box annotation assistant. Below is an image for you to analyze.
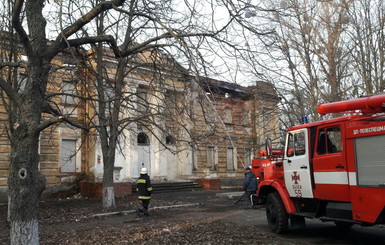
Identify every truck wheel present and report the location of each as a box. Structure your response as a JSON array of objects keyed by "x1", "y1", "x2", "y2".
[{"x1": 266, "y1": 192, "x2": 289, "y2": 234}]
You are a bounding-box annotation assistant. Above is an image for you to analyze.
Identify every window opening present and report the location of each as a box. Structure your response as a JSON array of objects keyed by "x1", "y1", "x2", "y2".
[
  {"x1": 227, "y1": 147, "x2": 234, "y2": 170},
  {"x1": 60, "y1": 139, "x2": 76, "y2": 173},
  {"x1": 245, "y1": 148, "x2": 252, "y2": 166},
  {"x1": 166, "y1": 135, "x2": 176, "y2": 145},
  {"x1": 287, "y1": 131, "x2": 306, "y2": 157},
  {"x1": 207, "y1": 146, "x2": 216, "y2": 170},
  {"x1": 62, "y1": 80, "x2": 77, "y2": 106},
  {"x1": 138, "y1": 132, "x2": 150, "y2": 145},
  {"x1": 317, "y1": 127, "x2": 341, "y2": 155},
  {"x1": 225, "y1": 108, "x2": 232, "y2": 123}
]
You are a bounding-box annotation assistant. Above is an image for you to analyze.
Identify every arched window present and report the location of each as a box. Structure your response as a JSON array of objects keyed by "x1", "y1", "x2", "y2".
[
  {"x1": 137, "y1": 132, "x2": 150, "y2": 145},
  {"x1": 166, "y1": 135, "x2": 176, "y2": 145}
]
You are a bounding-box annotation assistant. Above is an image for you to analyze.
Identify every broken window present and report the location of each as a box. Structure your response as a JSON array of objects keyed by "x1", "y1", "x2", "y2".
[
  {"x1": 166, "y1": 135, "x2": 176, "y2": 145},
  {"x1": 138, "y1": 132, "x2": 150, "y2": 145}
]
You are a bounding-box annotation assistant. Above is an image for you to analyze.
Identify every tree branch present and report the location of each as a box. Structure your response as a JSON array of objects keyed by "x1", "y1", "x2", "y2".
[
  {"x1": 12, "y1": 0, "x2": 33, "y2": 56},
  {"x1": 0, "y1": 77, "x2": 20, "y2": 106},
  {"x1": 47, "y1": 0, "x2": 125, "y2": 58},
  {"x1": 117, "y1": 32, "x2": 214, "y2": 57},
  {"x1": 38, "y1": 102, "x2": 89, "y2": 133},
  {"x1": 0, "y1": 61, "x2": 22, "y2": 69},
  {"x1": 34, "y1": 116, "x2": 64, "y2": 134},
  {"x1": 65, "y1": 35, "x2": 117, "y2": 49}
]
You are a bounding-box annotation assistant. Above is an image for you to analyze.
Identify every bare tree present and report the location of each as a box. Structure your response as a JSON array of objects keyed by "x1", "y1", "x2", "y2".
[
  {"x1": 232, "y1": 0, "x2": 353, "y2": 125},
  {"x1": 347, "y1": 0, "x2": 385, "y2": 96},
  {"x1": 1, "y1": 1, "x2": 137, "y2": 243},
  {"x1": 0, "y1": 1, "x2": 253, "y2": 243}
]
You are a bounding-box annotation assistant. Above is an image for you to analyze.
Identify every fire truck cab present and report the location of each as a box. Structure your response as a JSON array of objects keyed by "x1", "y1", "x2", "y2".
[{"x1": 253, "y1": 94, "x2": 385, "y2": 233}]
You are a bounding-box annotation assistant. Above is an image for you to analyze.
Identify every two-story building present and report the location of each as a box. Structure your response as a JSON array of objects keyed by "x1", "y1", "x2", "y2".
[{"x1": 0, "y1": 38, "x2": 280, "y2": 198}]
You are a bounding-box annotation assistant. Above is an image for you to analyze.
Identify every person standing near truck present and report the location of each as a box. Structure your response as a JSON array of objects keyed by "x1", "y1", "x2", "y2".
[
  {"x1": 243, "y1": 166, "x2": 257, "y2": 209},
  {"x1": 136, "y1": 168, "x2": 153, "y2": 217}
]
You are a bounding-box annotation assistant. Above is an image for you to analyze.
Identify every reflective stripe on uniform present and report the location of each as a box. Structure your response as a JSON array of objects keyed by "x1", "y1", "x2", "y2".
[
  {"x1": 137, "y1": 179, "x2": 146, "y2": 184},
  {"x1": 139, "y1": 196, "x2": 152, "y2": 199},
  {"x1": 147, "y1": 187, "x2": 153, "y2": 191}
]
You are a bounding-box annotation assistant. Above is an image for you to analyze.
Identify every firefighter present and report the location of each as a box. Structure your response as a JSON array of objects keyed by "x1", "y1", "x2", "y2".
[
  {"x1": 136, "y1": 168, "x2": 153, "y2": 217},
  {"x1": 243, "y1": 166, "x2": 257, "y2": 209}
]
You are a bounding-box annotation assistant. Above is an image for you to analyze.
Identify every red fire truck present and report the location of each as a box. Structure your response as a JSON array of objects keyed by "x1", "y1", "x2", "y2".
[{"x1": 252, "y1": 94, "x2": 385, "y2": 233}]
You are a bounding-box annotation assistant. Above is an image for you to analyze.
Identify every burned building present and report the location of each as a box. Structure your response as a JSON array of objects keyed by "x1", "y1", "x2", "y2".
[{"x1": 0, "y1": 37, "x2": 280, "y2": 197}]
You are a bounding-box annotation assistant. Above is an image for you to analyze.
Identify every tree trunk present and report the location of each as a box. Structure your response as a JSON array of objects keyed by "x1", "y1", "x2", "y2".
[
  {"x1": 9, "y1": 127, "x2": 46, "y2": 244},
  {"x1": 102, "y1": 150, "x2": 116, "y2": 210},
  {"x1": 8, "y1": 64, "x2": 48, "y2": 244},
  {"x1": 102, "y1": 184, "x2": 115, "y2": 209}
]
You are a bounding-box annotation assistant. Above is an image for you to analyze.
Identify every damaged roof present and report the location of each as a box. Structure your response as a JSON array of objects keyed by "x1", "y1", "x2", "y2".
[{"x1": 197, "y1": 77, "x2": 279, "y2": 101}]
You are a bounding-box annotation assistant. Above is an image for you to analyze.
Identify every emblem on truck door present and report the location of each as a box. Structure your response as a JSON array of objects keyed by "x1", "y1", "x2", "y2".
[
  {"x1": 292, "y1": 171, "x2": 300, "y2": 184},
  {"x1": 291, "y1": 171, "x2": 303, "y2": 197}
]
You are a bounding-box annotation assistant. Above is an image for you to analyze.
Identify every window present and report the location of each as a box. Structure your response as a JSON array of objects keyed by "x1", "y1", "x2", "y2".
[
  {"x1": 207, "y1": 146, "x2": 216, "y2": 170},
  {"x1": 60, "y1": 139, "x2": 76, "y2": 173},
  {"x1": 138, "y1": 132, "x2": 150, "y2": 145},
  {"x1": 227, "y1": 147, "x2": 234, "y2": 170},
  {"x1": 62, "y1": 80, "x2": 78, "y2": 116},
  {"x1": 327, "y1": 127, "x2": 342, "y2": 152},
  {"x1": 287, "y1": 131, "x2": 306, "y2": 157},
  {"x1": 137, "y1": 89, "x2": 149, "y2": 114},
  {"x1": 166, "y1": 135, "x2": 176, "y2": 145},
  {"x1": 164, "y1": 90, "x2": 179, "y2": 116},
  {"x1": 191, "y1": 147, "x2": 198, "y2": 171},
  {"x1": 17, "y1": 72, "x2": 27, "y2": 92},
  {"x1": 245, "y1": 148, "x2": 252, "y2": 166},
  {"x1": 62, "y1": 80, "x2": 77, "y2": 105},
  {"x1": 294, "y1": 133, "x2": 306, "y2": 156},
  {"x1": 225, "y1": 108, "x2": 232, "y2": 123},
  {"x1": 317, "y1": 127, "x2": 341, "y2": 155}
]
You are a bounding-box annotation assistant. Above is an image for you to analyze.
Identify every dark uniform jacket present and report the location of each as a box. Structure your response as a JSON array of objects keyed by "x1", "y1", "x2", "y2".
[
  {"x1": 243, "y1": 172, "x2": 257, "y2": 192},
  {"x1": 137, "y1": 174, "x2": 153, "y2": 199}
]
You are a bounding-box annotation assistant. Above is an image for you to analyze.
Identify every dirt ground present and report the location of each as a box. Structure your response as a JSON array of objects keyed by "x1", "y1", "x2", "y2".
[{"x1": 0, "y1": 190, "x2": 302, "y2": 245}]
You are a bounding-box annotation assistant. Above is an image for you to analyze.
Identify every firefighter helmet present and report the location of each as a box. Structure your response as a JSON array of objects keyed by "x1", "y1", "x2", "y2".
[{"x1": 140, "y1": 168, "x2": 148, "y2": 174}]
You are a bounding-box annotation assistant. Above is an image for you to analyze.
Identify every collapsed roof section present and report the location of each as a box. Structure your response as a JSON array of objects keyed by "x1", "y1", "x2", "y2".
[{"x1": 196, "y1": 76, "x2": 279, "y2": 102}]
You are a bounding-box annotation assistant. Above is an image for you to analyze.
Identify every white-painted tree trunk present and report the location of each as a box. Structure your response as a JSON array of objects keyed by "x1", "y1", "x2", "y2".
[
  {"x1": 11, "y1": 219, "x2": 39, "y2": 245},
  {"x1": 103, "y1": 186, "x2": 115, "y2": 209}
]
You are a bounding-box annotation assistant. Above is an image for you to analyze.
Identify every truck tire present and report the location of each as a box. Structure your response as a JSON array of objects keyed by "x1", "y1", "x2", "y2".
[{"x1": 266, "y1": 192, "x2": 289, "y2": 234}]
